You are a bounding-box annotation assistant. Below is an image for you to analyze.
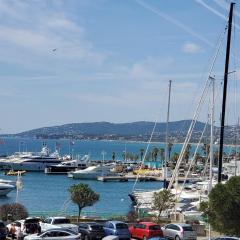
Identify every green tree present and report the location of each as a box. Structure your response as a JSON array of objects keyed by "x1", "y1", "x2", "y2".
[
  {"x1": 140, "y1": 148, "x2": 145, "y2": 162},
  {"x1": 184, "y1": 144, "x2": 192, "y2": 163},
  {"x1": 168, "y1": 142, "x2": 173, "y2": 160},
  {"x1": 69, "y1": 183, "x2": 99, "y2": 222},
  {"x1": 152, "y1": 189, "x2": 175, "y2": 222},
  {"x1": 112, "y1": 152, "x2": 116, "y2": 162},
  {"x1": 152, "y1": 147, "x2": 159, "y2": 161},
  {"x1": 201, "y1": 176, "x2": 240, "y2": 236},
  {"x1": 159, "y1": 148, "x2": 165, "y2": 161},
  {"x1": 171, "y1": 152, "x2": 179, "y2": 167},
  {"x1": 0, "y1": 203, "x2": 28, "y2": 221}
]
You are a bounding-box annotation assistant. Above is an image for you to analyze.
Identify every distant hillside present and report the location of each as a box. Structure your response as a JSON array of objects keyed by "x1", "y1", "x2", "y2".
[{"x1": 16, "y1": 120, "x2": 206, "y2": 138}]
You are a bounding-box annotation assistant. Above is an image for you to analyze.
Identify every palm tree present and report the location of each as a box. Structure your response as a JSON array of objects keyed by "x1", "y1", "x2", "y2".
[
  {"x1": 112, "y1": 152, "x2": 116, "y2": 162},
  {"x1": 171, "y1": 152, "x2": 179, "y2": 167},
  {"x1": 159, "y1": 148, "x2": 165, "y2": 165},
  {"x1": 140, "y1": 148, "x2": 145, "y2": 161},
  {"x1": 184, "y1": 144, "x2": 192, "y2": 163},
  {"x1": 152, "y1": 147, "x2": 159, "y2": 161},
  {"x1": 168, "y1": 142, "x2": 173, "y2": 163}
]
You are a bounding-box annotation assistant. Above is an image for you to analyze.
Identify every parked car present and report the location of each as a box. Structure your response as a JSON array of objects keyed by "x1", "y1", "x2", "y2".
[
  {"x1": 7, "y1": 217, "x2": 41, "y2": 237},
  {"x1": 162, "y1": 223, "x2": 197, "y2": 240},
  {"x1": 103, "y1": 221, "x2": 130, "y2": 240},
  {"x1": 40, "y1": 217, "x2": 78, "y2": 233},
  {"x1": 129, "y1": 222, "x2": 163, "y2": 240},
  {"x1": 148, "y1": 238, "x2": 167, "y2": 240},
  {"x1": 24, "y1": 228, "x2": 81, "y2": 240},
  {"x1": 78, "y1": 222, "x2": 105, "y2": 240},
  {"x1": 212, "y1": 237, "x2": 239, "y2": 240},
  {"x1": 0, "y1": 221, "x2": 7, "y2": 240}
]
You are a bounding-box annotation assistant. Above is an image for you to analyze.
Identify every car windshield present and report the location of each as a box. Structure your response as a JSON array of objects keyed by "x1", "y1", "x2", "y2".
[
  {"x1": 149, "y1": 225, "x2": 161, "y2": 230},
  {"x1": 182, "y1": 226, "x2": 193, "y2": 231},
  {"x1": 116, "y1": 223, "x2": 128, "y2": 229},
  {"x1": 90, "y1": 225, "x2": 103, "y2": 230},
  {"x1": 25, "y1": 219, "x2": 39, "y2": 224},
  {"x1": 54, "y1": 219, "x2": 70, "y2": 224}
]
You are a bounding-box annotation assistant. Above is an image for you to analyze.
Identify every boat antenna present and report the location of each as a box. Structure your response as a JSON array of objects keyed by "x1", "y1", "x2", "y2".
[
  {"x1": 218, "y1": 2, "x2": 235, "y2": 183},
  {"x1": 164, "y1": 80, "x2": 172, "y2": 189}
]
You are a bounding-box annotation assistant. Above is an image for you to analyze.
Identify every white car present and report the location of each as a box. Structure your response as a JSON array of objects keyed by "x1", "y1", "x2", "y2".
[
  {"x1": 40, "y1": 217, "x2": 78, "y2": 233},
  {"x1": 24, "y1": 228, "x2": 81, "y2": 240}
]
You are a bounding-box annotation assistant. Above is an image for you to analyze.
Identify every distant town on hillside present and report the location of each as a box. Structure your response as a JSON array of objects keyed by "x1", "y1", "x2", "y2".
[{"x1": 3, "y1": 120, "x2": 239, "y2": 144}]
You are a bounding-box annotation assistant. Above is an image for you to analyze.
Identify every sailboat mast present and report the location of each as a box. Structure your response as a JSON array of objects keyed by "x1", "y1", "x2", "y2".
[
  {"x1": 218, "y1": 2, "x2": 235, "y2": 183},
  {"x1": 209, "y1": 76, "x2": 215, "y2": 192},
  {"x1": 164, "y1": 80, "x2": 172, "y2": 189}
]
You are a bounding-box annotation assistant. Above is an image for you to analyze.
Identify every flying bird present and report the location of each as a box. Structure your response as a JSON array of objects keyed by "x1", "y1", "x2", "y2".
[{"x1": 52, "y1": 48, "x2": 57, "y2": 52}]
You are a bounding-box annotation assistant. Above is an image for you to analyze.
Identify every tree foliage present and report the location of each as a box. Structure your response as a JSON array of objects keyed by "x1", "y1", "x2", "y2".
[
  {"x1": 201, "y1": 176, "x2": 240, "y2": 236},
  {"x1": 69, "y1": 183, "x2": 99, "y2": 222},
  {"x1": 0, "y1": 203, "x2": 28, "y2": 221},
  {"x1": 152, "y1": 189, "x2": 175, "y2": 222}
]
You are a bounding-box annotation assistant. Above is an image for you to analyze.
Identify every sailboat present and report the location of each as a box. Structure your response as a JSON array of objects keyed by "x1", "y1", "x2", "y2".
[{"x1": 128, "y1": 2, "x2": 236, "y2": 217}]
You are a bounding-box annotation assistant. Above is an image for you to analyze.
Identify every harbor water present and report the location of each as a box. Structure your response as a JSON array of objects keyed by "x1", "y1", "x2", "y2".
[{"x1": 0, "y1": 138, "x2": 235, "y2": 217}]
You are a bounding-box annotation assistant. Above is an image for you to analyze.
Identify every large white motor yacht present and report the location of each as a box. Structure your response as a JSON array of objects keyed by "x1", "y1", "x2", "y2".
[{"x1": 0, "y1": 147, "x2": 62, "y2": 171}]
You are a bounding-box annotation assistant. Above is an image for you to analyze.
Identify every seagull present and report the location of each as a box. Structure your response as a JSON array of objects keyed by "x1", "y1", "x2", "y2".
[{"x1": 52, "y1": 48, "x2": 57, "y2": 52}]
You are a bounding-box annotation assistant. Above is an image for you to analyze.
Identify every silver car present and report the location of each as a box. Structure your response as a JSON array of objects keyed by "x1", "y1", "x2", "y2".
[
  {"x1": 162, "y1": 223, "x2": 197, "y2": 240},
  {"x1": 24, "y1": 228, "x2": 81, "y2": 240}
]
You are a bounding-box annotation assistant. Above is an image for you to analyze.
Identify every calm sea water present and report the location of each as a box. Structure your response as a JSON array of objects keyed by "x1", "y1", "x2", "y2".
[
  {"x1": 0, "y1": 137, "x2": 184, "y2": 160},
  {"x1": 0, "y1": 138, "x2": 235, "y2": 217}
]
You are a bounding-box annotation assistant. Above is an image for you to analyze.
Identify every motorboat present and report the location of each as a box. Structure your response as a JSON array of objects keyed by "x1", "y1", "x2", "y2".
[
  {"x1": 45, "y1": 155, "x2": 90, "y2": 174},
  {"x1": 0, "y1": 182, "x2": 15, "y2": 196},
  {"x1": 68, "y1": 163, "x2": 115, "y2": 180},
  {"x1": 0, "y1": 147, "x2": 63, "y2": 171},
  {"x1": 5, "y1": 170, "x2": 26, "y2": 176}
]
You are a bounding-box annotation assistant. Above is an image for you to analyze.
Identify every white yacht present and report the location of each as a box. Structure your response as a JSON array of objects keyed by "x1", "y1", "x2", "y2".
[
  {"x1": 0, "y1": 147, "x2": 62, "y2": 171},
  {"x1": 45, "y1": 155, "x2": 91, "y2": 174},
  {"x1": 68, "y1": 164, "x2": 114, "y2": 180},
  {"x1": 0, "y1": 182, "x2": 15, "y2": 196}
]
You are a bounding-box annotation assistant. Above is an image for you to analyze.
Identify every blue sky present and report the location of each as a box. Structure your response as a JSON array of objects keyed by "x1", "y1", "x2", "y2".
[{"x1": 0, "y1": 0, "x2": 239, "y2": 133}]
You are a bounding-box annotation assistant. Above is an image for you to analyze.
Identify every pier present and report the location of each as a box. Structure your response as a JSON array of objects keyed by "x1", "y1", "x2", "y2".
[
  {"x1": 97, "y1": 175, "x2": 160, "y2": 182},
  {"x1": 97, "y1": 174, "x2": 200, "y2": 183}
]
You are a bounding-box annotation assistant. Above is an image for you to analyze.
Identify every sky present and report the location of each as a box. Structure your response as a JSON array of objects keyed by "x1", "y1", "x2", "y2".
[{"x1": 0, "y1": 0, "x2": 240, "y2": 133}]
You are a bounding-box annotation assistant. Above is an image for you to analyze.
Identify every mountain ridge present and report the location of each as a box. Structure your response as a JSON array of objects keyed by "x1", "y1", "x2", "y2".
[{"x1": 15, "y1": 120, "x2": 206, "y2": 137}]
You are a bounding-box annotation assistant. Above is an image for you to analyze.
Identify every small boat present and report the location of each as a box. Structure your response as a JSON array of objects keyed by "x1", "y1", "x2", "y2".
[
  {"x1": 0, "y1": 182, "x2": 15, "y2": 196},
  {"x1": 5, "y1": 170, "x2": 26, "y2": 176},
  {"x1": 68, "y1": 164, "x2": 115, "y2": 180},
  {"x1": 0, "y1": 178, "x2": 16, "y2": 185}
]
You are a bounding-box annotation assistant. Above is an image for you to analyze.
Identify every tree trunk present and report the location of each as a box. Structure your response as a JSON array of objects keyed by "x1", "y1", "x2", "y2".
[{"x1": 78, "y1": 206, "x2": 82, "y2": 223}]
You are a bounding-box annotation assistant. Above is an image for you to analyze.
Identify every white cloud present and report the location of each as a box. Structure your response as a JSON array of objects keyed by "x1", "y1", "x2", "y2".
[
  {"x1": 182, "y1": 42, "x2": 202, "y2": 54},
  {"x1": 0, "y1": 1, "x2": 106, "y2": 68}
]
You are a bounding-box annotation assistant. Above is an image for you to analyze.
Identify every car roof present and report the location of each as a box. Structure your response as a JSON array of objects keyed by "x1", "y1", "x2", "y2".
[
  {"x1": 81, "y1": 222, "x2": 101, "y2": 225},
  {"x1": 107, "y1": 221, "x2": 126, "y2": 224},
  {"x1": 139, "y1": 222, "x2": 159, "y2": 226},
  {"x1": 43, "y1": 228, "x2": 76, "y2": 232},
  {"x1": 169, "y1": 223, "x2": 191, "y2": 227},
  {"x1": 214, "y1": 237, "x2": 239, "y2": 240}
]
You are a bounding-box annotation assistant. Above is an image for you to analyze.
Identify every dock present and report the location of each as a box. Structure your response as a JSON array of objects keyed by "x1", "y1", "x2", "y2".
[
  {"x1": 97, "y1": 175, "x2": 160, "y2": 182},
  {"x1": 97, "y1": 175, "x2": 200, "y2": 183}
]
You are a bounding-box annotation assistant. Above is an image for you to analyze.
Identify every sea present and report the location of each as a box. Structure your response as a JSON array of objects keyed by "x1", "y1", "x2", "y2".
[{"x1": 0, "y1": 138, "x2": 235, "y2": 218}]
